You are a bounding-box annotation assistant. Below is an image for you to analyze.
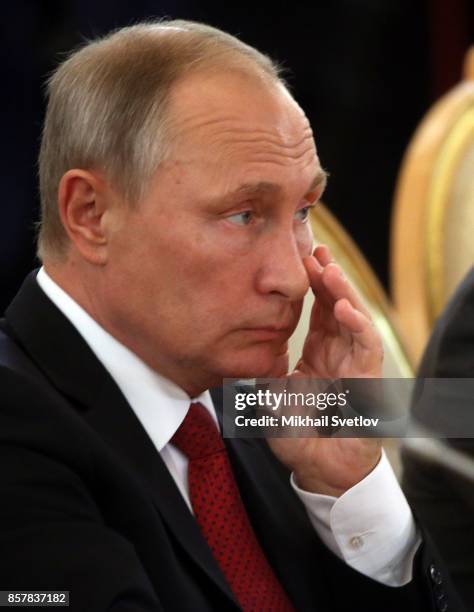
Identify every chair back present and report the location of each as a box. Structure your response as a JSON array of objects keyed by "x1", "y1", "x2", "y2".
[{"x1": 391, "y1": 47, "x2": 474, "y2": 364}]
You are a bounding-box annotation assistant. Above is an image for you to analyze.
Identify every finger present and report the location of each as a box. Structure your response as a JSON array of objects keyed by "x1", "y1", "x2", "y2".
[
  {"x1": 322, "y1": 263, "x2": 371, "y2": 319},
  {"x1": 310, "y1": 247, "x2": 370, "y2": 319},
  {"x1": 334, "y1": 298, "x2": 365, "y2": 332},
  {"x1": 313, "y1": 244, "x2": 333, "y2": 267},
  {"x1": 304, "y1": 257, "x2": 340, "y2": 333},
  {"x1": 305, "y1": 253, "x2": 366, "y2": 335},
  {"x1": 308, "y1": 293, "x2": 340, "y2": 334},
  {"x1": 334, "y1": 298, "x2": 380, "y2": 353},
  {"x1": 306, "y1": 252, "x2": 355, "y2": 313},
  {"x1": 304, "y1": 252, "x2": 323, "y2": 279},
  {"x1": 304, "y1": 255, "x2": 330, "y2": 305}
]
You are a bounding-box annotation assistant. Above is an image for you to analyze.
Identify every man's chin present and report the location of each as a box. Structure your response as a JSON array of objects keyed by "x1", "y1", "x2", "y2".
[{"x1": 216, "y1": 346, "x2": 286, "y2": 380}]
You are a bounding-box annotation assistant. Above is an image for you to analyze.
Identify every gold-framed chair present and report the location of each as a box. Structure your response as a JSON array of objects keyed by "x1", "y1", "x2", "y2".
[
  {"x1": 391, "y1": 47, "x2": 474, "y2": 366},
  {"x1": 289, "y1": 202, "x2": 413, "y2": 379}
]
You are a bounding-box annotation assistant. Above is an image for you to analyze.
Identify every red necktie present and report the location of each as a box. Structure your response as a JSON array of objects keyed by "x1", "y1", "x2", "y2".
[{"x1": 171, "y1": 402, "x2": 294, "y2": 612}]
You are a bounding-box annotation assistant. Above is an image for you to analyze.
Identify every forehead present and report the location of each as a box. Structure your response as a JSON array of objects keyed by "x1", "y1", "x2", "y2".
[{"x1": 166, "y1": 71, "x2": 319, "y2": 186}]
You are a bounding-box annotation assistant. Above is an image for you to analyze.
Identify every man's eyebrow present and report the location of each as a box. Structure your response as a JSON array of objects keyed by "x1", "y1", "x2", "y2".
[
  {"x1": 232, "y1": 181, "x2": 281, "y2": 196},
  {"x1": 230, "y1": 168, "x2": 328, "y2": 198},
  {"x1": 308, "y1": 168, "x2": 328, "y2": 194}
]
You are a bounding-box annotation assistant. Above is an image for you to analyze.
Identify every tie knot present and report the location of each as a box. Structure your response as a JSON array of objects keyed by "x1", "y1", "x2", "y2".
[{"x1": 171, "y1": 402, "x2": 224, "y2": 460}]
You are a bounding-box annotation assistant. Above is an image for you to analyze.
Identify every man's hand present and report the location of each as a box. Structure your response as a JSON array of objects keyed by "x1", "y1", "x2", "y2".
[
  {"x1": 295, "y1": 244, "x2": 383, "y2": 380},
  {"x1": 267, "y1": 245, "x2": 383, "y2": 497}
]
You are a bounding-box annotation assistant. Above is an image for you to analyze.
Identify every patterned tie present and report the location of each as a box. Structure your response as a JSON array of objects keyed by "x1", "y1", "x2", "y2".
[{"x1": 171, "y1": 402, "x2": 294, "y2": 611}]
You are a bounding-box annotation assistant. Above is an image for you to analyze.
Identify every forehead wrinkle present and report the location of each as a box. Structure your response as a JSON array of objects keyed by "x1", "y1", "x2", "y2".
[
  {"x1": 208, "y1": 135, "x2": 315, "y2": 158},
  {"x1": 212, "y1": 126, "x2": 316, "y2": 167},
  {"x1": 225, "y1": 142, "x2": 317, "y2": 164},
  {"x1": 176, "y1": 111, "x2": 314, "y2": 148},
  {"x1": 203, "y1": 119, "x2": 313, "y2": 145},
  {"x1": 210, "y1": 130, "x2": 314, "y2": 152},
  {"x1": 175, "y1": 113, "x2": 240, "y2": 135}
]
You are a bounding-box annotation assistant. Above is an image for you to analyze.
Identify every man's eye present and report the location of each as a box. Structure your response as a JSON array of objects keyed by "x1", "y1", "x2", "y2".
[
  {"x1": 227, "y1": 211, "x2": 253, "y2": 226},
  {"x1": 294, "y1": 205, "x2": 314, "y2": 223}
]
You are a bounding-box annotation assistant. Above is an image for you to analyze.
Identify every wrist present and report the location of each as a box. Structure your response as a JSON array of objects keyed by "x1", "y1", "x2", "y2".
[
  {"x1": 293, "y1": 446, "x2": 382, "y2": 497},
  {"x1": 293, "y1": 472, "x2": 347, "y2": 497}
]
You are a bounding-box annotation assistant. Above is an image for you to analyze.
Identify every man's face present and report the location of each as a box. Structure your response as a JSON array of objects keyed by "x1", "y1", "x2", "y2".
[{"x1": 103, "y1": 71, "x2": 325, "y2": 394}]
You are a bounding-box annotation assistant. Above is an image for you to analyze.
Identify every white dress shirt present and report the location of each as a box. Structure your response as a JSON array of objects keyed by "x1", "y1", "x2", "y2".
[{"x1": 36, "y1": 267, "x2": 419, "y2": 587}]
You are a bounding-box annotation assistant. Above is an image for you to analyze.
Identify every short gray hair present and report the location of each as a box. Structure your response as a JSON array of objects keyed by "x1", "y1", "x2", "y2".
[{"x1": 37, "y1": 19, "x2": 284, "y2": 260}]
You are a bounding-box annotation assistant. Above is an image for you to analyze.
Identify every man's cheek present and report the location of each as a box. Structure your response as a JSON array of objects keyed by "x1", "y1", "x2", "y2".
[{"x1": 296, "y1": 225, "x2": 313, "y2": 257}]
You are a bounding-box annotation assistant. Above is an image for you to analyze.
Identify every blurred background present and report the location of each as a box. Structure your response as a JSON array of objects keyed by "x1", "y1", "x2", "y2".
[{"x1": 1, "y1": 0, "x2": 473, "y2": 314}]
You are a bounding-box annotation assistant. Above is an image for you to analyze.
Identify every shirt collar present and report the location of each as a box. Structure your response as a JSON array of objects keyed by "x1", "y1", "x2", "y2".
[{"x1": 36, "y1": 267, "x2": 217, "y2": 451}]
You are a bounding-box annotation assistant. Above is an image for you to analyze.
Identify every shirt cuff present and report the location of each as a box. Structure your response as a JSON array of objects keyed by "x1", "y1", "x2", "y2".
[{"x1": 290, "y1": 449, "x2": 421, "y2": 586}]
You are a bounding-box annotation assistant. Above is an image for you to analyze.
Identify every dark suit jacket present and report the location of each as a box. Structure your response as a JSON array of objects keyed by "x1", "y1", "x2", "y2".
[
  {"x1": 0, "y1": 272, "x2": 463, "y2": 611},
  {"x1": 402, "y1": 267, "x2": 474, "y2": 609}
]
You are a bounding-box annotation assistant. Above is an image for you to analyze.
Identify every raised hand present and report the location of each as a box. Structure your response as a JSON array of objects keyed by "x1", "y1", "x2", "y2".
[
  {"x1": 267, "y1": 244, "x2": 383, "y2": 496},
  {"x1": 294, "y1": 244, "x2": 383, "y2": 380}
]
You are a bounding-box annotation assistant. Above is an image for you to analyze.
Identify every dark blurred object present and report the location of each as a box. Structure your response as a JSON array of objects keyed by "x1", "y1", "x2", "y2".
[
  {"x1": 402, "y1": 267, "x2": 474, "y2": 610},
  {"x1": 428, "y1": 0, "x2": 473, "y2": 98},
  {"x1": 1, "y1": 1, "x2": 77, "y2": 315},
  {"x1": 1, "y1": 0, "x2": 473, "y2": 314}
]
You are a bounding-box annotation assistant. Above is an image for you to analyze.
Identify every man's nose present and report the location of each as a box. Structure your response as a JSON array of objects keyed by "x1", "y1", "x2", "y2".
[{"x1": 255, "y1": 230, "x2": 311, "y2": 301}]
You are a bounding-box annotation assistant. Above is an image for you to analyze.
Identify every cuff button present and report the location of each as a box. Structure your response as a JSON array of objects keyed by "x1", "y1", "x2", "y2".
[
  {"x1": 429, "y1": 564, "x2": 443, "y2": 585},
  {"x1": 349, "y1": 536, "x2": 364, "y2": 550},
  {"x1": 438, "y1": 599, "x2": 448, "y2": 612},
  {"x1": 436, "y1": 591, "x2": 448, "y2": 611}
]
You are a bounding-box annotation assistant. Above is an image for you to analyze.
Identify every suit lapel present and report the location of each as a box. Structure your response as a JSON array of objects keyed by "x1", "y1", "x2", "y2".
[
  {"x1": 82, "y1": 377, "x2": 238, "y2": 605},
  {"x1": 5, "y1": 272, "x2": 238, "y2": 608}
]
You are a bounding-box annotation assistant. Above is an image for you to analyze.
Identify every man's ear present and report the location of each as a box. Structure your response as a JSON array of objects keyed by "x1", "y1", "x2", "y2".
[{"x1": 58, "y1": 169, "x2": 112, "y2": 265}]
